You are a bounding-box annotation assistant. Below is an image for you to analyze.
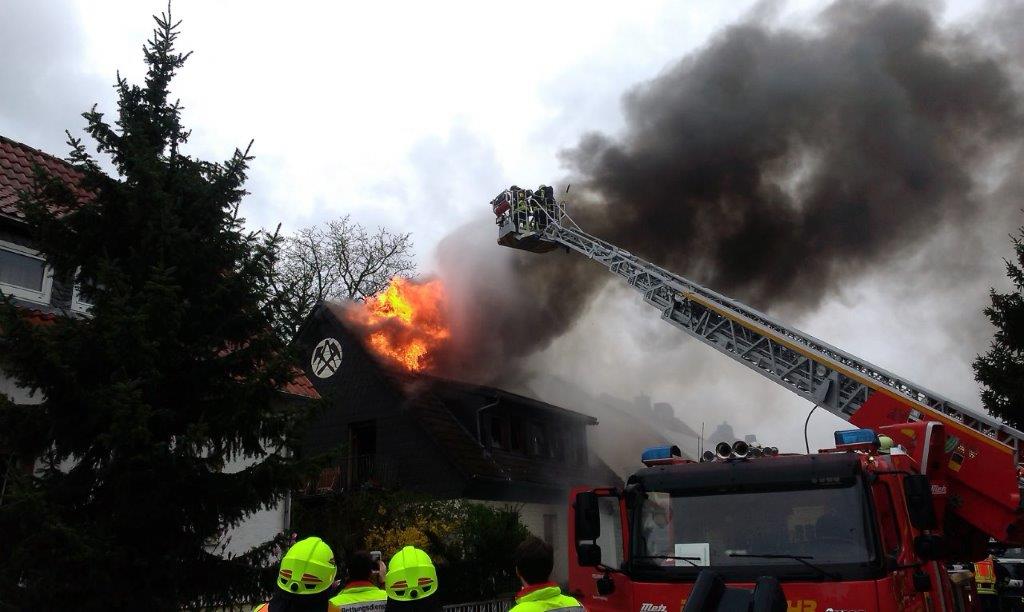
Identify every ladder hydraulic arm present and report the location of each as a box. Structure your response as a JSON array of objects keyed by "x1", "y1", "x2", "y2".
[{"x1": 490, "y1": 185, "x2": 1024, "y2": 546}]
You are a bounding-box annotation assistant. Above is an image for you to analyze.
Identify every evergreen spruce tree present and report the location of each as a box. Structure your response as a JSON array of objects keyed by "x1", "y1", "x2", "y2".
[
  {"x1": 975, "y1": 224, "x2": 1024, "y2": 430},
  {"x1": 0, "y1": 9, "x2": 316, "y2": 609}
]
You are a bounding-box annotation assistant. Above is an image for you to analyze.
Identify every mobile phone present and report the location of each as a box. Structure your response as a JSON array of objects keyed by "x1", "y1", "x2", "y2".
[{"x1": 370, "y1": 550, "x2": 381, "y2": 563}]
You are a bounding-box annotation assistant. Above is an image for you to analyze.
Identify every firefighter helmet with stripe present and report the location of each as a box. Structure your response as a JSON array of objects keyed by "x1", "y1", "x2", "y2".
[
  {"x1": 277, "y1": 536, "x2": 337, "y2": 595},
  {"x1": 385, "y1": 546, "x2": 437, "y2": 601}
]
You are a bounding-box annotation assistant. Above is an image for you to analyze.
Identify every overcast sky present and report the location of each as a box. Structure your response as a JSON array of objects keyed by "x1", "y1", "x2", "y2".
[{"x1": 1, "y1": 0, "x2": 1015, "y2": 454}]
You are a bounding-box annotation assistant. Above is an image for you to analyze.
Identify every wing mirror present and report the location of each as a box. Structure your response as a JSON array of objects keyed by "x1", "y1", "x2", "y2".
[{"x1": 575, "y1": 491, "x2": 600, "y2": 541}]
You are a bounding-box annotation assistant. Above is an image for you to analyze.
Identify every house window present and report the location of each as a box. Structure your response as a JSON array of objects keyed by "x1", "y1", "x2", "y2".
[
  {"x1": 0, "y1": 241, "x2": 52, "y2": 304},
  {"x1": 348, "y1": 421, "x2": 377, "y2": 489},
  {"x1": 70, "y1": 272, "x2": 96, "y2": 314},
  {"x1": 552, "y1": 433, "x2": 566, "y2": 461},
  {"x1": 510, "y1": 416, "x2": 524, "y2": 452},
  {"x1": 489, "y1": 415, "x2": 506, "y2": 449},
  {"x1": 530, "y1": 422, "x2": 550, "y2": 458}
]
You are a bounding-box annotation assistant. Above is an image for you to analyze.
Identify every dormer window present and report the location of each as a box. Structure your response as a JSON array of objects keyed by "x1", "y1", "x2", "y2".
[{"x1": 0, "y1": 241, "x2": 52, "y2": 305}]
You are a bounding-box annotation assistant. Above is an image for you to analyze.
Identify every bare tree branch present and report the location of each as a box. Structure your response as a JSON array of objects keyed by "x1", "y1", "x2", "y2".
[{"x1": 273, "y1": 217, "x2": 416, "y2": 338}]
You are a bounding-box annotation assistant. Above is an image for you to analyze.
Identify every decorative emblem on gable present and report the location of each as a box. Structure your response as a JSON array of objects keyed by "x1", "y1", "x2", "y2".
[{"x1": 311, "y1": 337, "x2": 343, "y2": 379}]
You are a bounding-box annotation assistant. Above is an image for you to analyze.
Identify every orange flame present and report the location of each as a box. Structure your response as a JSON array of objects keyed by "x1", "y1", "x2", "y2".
[{"x1": 345, "y1": 277, "x2": 450, "y2": 372}]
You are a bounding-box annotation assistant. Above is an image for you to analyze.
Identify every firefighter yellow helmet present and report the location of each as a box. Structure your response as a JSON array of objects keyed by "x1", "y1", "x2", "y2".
[
  {"x1": 878, "y1": 435, "x2": 894, "y2": 454},
  {"x1": 277, "y1": 537, "x2": 337, "y2": 595},
  {"x1": 385, "y1": 546, "x2": 437, "y2": 601}
]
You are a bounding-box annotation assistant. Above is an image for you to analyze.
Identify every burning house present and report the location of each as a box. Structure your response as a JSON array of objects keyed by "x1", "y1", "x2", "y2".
[{"x1": 294, "y1": 284, "x2": 620, "y2": 583}]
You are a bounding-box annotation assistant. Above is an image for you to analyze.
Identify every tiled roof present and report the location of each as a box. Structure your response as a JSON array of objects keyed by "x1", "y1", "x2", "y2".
[
  {"x1": 0, "y1": 135, "x2": 89, "y2": 221},
  {"x1": 386, "y1": 369, "x2": 598, "y2": 424},
  {"x1": 281, "y1": 368, "x2": 321, "y2": 400},
  {"x1": 20, "y1": 308, "x2": 59, "y2": 325}
]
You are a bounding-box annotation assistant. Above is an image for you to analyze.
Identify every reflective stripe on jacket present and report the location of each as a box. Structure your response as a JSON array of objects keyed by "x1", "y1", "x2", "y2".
[
  {"x1": 252, "y1": 598, "x2": 342, "y2": 612},
  {"x1": 509, "y1": 583, "x2": 584, "y2": 612},
  {"x1": 975, "y1": 559, "x2": 997, "y2": 595},
  {"x1": 330, "y1": 582, "x2": 388, "y2": 611}
]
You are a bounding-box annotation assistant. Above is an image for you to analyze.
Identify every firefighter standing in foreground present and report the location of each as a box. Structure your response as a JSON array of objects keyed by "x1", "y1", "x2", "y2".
[
  {"x1": 510, "y1": 537, "x2": 584, "y2": 612},
  {"x1": 384, "y1": 546, "x2": 443, "y2": 612},
  {"x1": 331, "y1": 550, "x2": 389, "y2": 611},
  {"x1": 255, "y1": 536, "x2": 342, "y2": 612}
]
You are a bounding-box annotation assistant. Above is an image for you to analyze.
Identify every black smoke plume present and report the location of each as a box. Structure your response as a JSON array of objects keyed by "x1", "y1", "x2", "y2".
[{"x1": 437, "y1": 0, "x2": 1024, "y2": 384}]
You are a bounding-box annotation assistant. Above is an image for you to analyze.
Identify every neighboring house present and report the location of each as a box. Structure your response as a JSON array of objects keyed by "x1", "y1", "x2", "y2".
[
  {"x1": 0, "y1": 135, "x2": 91, "y2": 317},
  {"x1": 0, "y1": 136, "x2": 93, "y2": 410},
  {"x1": 0, "y1": 134, "x2": 319, "y2": 557},
  {"x1": 295, "y1": 302, "x2": 622, "y2": 583}
]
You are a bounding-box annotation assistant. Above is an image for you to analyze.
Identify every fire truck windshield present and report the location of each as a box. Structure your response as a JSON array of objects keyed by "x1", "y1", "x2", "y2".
[{"x1": 632, "y1": 483, "x2": 877, "y2": 581}]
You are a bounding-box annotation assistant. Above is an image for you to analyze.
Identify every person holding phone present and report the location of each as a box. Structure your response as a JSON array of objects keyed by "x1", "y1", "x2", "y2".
[{"x1": 330, "y1": 550, "x2": 389, "y2": 611}]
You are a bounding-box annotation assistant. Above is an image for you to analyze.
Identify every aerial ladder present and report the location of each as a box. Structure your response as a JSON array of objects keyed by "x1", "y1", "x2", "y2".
[{"x1": 490, "y1": 185, "x2": 1024, "y2": 553}]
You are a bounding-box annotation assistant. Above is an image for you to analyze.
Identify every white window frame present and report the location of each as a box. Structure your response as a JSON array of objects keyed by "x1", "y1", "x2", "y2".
[
  {"x1": 0, "y1": 240, "x2": 53, "y2": 305},
  {"x1": 70, "y1": 270, "x2": 93, "y2": 315}
]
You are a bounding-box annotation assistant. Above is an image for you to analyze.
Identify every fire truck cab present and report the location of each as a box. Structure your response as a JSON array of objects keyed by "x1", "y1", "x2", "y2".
[{"x1": 569, "y1": 432, "x2": 979, "y2": 612}]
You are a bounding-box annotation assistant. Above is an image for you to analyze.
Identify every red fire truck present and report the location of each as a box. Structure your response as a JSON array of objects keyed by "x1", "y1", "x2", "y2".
[{"x1": 490, "y1": 186, "x2": 1024, "y2": 611}]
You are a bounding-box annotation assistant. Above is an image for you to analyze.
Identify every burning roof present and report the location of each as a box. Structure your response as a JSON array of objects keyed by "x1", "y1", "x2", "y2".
[
  {"x1": 341, "y1": 276, "x2": 450, "y2": 373},
  {"x1": 296, "y1": 299, "x2": 621, "y2": 501}
]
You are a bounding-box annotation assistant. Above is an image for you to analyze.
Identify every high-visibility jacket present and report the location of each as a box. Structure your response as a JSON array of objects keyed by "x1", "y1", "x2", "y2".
[
  {"x1": 975, "y1": 559, "x2": 997, "y2": 595},
  {"x1": 509, "y1": 583, "x2": 584, "y2": 612},
  {"x1": 330, "y1": 581, "x2": 388, "y2": 611},
  {"x1": 253, "y1": 598, "x2": 341, "y2": 612}
]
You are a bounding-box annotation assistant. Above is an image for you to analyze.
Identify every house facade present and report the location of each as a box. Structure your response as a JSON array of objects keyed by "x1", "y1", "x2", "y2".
[{"x1": 295, "y1": 302, "x2": 622, "y2": 582}]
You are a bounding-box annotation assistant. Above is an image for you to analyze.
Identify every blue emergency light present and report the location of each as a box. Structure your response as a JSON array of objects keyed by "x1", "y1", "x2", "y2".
[
  {"x1": 642, "y1": 445, "x2": 682, "y2": 466},
  {"x1": 834, "y1": 428, "x2": 878, "y2": 446}
]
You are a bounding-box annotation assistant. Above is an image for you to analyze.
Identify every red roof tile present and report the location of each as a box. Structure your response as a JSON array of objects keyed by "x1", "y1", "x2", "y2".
[
  {"x1": 0, "y1": 135, "x2": 90, "y2": 221},
  {"x1": 22, "y1": 309, "x2": 59, "y2": 325},
  {"x1": 282, "y1": 368, "x2": 321, "y2": 400}
]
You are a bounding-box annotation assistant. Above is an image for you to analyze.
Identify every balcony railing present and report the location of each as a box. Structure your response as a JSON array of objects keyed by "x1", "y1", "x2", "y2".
[
  {"x1": 443, "y1": 599, "x2": 515, "y2": 612},
  {"x1": 300, "y1": 454, "x2": 397, "y2": 496}
]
